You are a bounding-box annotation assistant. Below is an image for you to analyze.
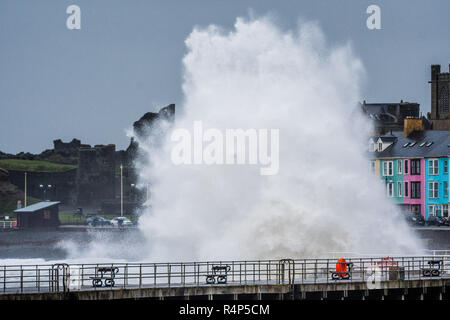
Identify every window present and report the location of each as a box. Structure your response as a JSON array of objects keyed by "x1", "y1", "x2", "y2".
[
  {"x1": 382, "y1": 161, "x2": 393, "y2": 176},
  {"x1": 428, "y1": 159, "x2": 439, "y2": 175},
  {"x1": 404, "y1": 182, "x2": 409, "y2": 197},
  {"x1": 405, "y1": 160, "x2": 409, "y2": 174},
  {"x1": 411, "y1": 204, "x2": 421, "y2": 215},
  {"x1": 378, "y1": 143, "x2": 383, "y2": 151},
  {"x1": 387, "y1": 182, "x2": 394, "y2": 197},
  {"x1": 370, "y1": 161, "x2": 375, "y2": 173},
  {"x1": 429, "y1": 204, "x2": 441, "y2": 217},
  {"x1": 411, "y1": 159, "x2": 420, "y2": 175},
  {"x1": 428, "y1": 181, "x2": 439, "y2": 198},
  {"x1": 444, "y1": 204, "x2": 449, "y2": 218},
  {"x1": 411, "y1": 182, "x2": 421, "y2": 199},
  {"x1": 397, "y1": 159, "x2": 402, "y2": 174},
  {"x1": 445, "y1": 159, "x2": 448, "y2": 174},
  {"x1": 445, "y1": 181, "x2": 449, "y2": 198},
  {"x1": 397, "y1": 181, "x2": 402, "y2": 197}
]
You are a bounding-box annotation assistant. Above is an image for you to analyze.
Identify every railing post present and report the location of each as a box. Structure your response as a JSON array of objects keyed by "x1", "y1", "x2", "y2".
[
  {"x1": 125, "y1": 264, "x2": 128, "y2": 287},
  {"x1": 139, "y1": 264, "x2": 142, "y2": 288},
  {"x1": 56, "y1": 268, "x2": 59, "y2": 292},
  {"x1": 182, "y1": 264, "x2": 185, "y2": 287},
  {"x1": 253, "y1": 263, "x2": 255, "y2": 283},
  {"x1": 274, "y1": 261, "x2": 277, "y2": 283},
  {"x1": 20, "y1": 266, "x2": 23, "y2": 293},
  {"x1": 292, "y1": 261, "x2": 295, "y2": 285},
  {"x1": 314, "y1": 259, "x2": 317, "y2": 284},
  {"x1": 154, "y1": 265, "x2": 157, "y2": 287},
  {"x1": 239, "y1": 263, "x2": 242, "y2": 285},
  {"x1": 168, "y1": 264, "x2": 171, "y2": 287},
  {"x1": 302, "y1": 260, "x2": 306, "y2": 284},
  {"x1": 232, "y1": 261, "x2": 235, "y2": 283},
  {"x1": 244, "y1": 261, "x2": 247, "y2": 286},
  {"x1": 362, "y1": 260, "x2": 364, "y2": 282},
  {"x1": 3, "y1": 266, "x2": 6, "y2": 293},
  {"x1": 197, "y1": 264, "x2": 200, "y2": 286},
  {"x1": 408, "y1": 258, "x2": 410, "y2": 280},
  {"x1": 81, "y1": 264, "x2": 84, "y2": 287},
  {"x1": 36, "y1": 266, "x2": 40, "y2": 292},
  {"x1": 258, "y1": 261, "x2": 261, "y2": 282},
  {"x1": 401, "y1": 257, "x2": 404, "y2": 281}
]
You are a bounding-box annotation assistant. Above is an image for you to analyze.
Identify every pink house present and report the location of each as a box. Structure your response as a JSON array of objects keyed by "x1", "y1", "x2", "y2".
[{"x1": 402, "y1": 158, "x2": 425, "y2": 217}]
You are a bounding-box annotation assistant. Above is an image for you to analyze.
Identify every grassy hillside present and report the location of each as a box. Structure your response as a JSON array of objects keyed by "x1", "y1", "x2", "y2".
[
  {"x1": 0, "y1": 196, "x2": 41, "y2": 217},
  {"x1": 0, "y1": 159, "x2": 76, "y2": 172}
]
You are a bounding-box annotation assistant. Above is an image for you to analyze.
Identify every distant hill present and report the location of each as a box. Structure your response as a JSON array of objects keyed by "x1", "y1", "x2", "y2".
[{"x1": 0, "y1": 159, "x2": 76, "y2": 172}]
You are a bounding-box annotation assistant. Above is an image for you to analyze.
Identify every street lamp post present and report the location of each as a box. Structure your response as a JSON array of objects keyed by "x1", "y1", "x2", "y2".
[
  {"x1": 24, "y1": 172, "x2": 27, "y2": 207},
  {"x1": 120, "y1": 164, "x2": 123, "y2": 217},
  {"x1": 39, "y1": 184, "x2": 52, "y2": 201},
  {"x1": 130, "y1": 183, "x2": 135, "y2": 202}
]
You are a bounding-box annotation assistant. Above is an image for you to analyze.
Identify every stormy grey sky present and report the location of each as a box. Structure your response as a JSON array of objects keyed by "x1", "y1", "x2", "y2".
[{"x1": 1, "y1": 0, "x2": 449, "y2": 154}]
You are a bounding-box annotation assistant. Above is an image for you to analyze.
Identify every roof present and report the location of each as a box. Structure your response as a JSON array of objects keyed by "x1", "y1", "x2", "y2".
[
  {"x1": 378, "y1": 136, "x2": 397, "y2": 142},
  {"x1": 14, "y1": 201, "x2": 60, "y2": 213},
  {"x1": 362, "y1": 102, "x2": 419, "y2": 123},
  {"x1": 370, "y1": 130, "x2": 450, "y2": 159}
]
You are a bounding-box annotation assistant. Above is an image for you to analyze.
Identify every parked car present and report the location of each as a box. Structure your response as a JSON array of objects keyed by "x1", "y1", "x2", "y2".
[
  {"x1": 403, "y1": 212, "x2": 425, "y2": 226},
  {"x1": 444, "y1": 217, "x2": 450, "y2": 226},
  {"x1": 86, "y1": 216, "x2": 112, "y2": 227},
  {"x1": 410, "y1": 213, "x2": 425, "y2": 226},
  {"x1": 426, "y1": 215, "x2": 447, "y2": 227},
  {"x1": 110, "y1": 217, "x2": 133, "y2": 227}
]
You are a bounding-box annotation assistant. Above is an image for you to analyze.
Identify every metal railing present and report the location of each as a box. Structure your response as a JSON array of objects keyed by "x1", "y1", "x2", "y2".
[
  {"x1": 0, "y1": 221, "x2": 14, "y2": 229},
  {"x1": 0, "y1": 255, "x2": 449, "y2": 295}
]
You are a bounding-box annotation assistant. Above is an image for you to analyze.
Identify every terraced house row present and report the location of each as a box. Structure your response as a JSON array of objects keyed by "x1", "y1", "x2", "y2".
[{"x1": 369, "y1": 119, "x2": 450, "y2": 220}]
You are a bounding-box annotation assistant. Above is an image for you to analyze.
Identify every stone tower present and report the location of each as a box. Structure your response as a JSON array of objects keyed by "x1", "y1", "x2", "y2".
[
  {"x1": 76, "y1": 144, "x2": 116, "y2": 206},
  {"x1": 430, "y1": 64, "x2": 450, "y2": 120}
]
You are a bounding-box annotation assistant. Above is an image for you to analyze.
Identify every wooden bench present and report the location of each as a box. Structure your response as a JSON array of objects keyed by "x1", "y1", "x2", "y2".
[
  {"x1": 90, "y1": 267, "x2": 119, "y2": 287},
  {"x1": 421, "y1": 260, "x2": 442, "y2": 277},
  {"x1": 206, "y1": 265, "x2": 231, "y2": 284},
  {"x1": 330, "y1": 262, "x2": 353, "y2": 280}
]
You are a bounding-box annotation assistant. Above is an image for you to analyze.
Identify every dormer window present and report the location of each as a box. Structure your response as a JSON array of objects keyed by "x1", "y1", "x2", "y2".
[{"x1": 378, "y1": 142, "x2": 383, "y2": 151}]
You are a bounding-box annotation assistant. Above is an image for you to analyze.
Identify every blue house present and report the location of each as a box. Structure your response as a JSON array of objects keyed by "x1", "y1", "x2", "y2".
[{"x1": 424, "y1": 157, "x2": 449, "y2": 219}]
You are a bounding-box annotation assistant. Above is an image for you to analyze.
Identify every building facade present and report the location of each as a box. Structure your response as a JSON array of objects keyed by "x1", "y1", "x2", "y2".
[
  {"x1": 14, "y1": 201, "x2": 61, "y2": 228},
  {"x1": 370, "y1": 125, "x2": 450, "y2": 220}
]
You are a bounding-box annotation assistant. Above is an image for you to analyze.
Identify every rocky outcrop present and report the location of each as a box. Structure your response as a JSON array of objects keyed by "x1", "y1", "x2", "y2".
[
  {"x1": 0, "y1": 104, "x2": 176, "y2": 210},
  {"x1": 0, "y1": 168, "x2": 23, "y2": 202}
]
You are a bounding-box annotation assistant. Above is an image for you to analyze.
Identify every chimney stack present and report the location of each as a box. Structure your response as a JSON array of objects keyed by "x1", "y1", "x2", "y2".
[{"x1": 403, "y1": 117, "x2": 423, "y2": 137}]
